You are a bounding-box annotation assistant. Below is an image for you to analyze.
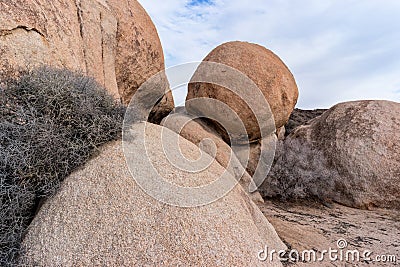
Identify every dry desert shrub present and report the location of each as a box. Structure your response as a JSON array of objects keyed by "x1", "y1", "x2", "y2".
[
  {"x1": 262, "y1": 138, "x2": 338, "y2": 201},
  {"x1": 0, "y1": 67, "x2": 125, "y2": 266}
]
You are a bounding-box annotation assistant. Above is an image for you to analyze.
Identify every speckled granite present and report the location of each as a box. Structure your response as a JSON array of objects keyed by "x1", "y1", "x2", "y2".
[{"x1": 21, "y1": 123, "x2": 285, "y2": 266}]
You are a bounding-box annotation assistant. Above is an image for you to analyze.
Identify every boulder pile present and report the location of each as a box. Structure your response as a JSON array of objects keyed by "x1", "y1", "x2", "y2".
[
  {"x1": 180, "y1": 41, "x2": 299, "y2": 195},
  {"x1": 1, "y1": 0, "x2": 399, "y2": 266}
]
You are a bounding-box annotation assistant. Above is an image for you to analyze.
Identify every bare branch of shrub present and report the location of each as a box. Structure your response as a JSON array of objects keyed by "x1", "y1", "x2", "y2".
[{"x1": 261, "y1": 138, "x2": 338, "y2": 202}]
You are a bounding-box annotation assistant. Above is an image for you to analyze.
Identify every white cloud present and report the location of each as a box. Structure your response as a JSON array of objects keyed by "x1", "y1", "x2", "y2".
[{"x1": 139, "y1": 0, "x2": 400, "y2": 108}]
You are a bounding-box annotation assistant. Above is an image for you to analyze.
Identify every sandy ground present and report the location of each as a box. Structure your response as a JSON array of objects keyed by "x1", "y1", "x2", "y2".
[{"x1": 259, "y1": 199, "x2": 400, "y2": 266}]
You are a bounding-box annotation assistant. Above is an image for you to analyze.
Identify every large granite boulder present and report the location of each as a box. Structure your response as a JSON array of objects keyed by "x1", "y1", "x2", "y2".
[
  {"x1": 263, "y1": 100, "x2": 400, "y2": 210},
  {"x1": 21, "y1": 123, "x2": 285, "y2": 266},
  {"x1": 106, "y1": 0, "x2": 174, "y2": 122},
  {"x1": 0, "y1": 0, "x2": 85, "y2": 77},
  {"x1": 0, "y1": 0, "x2": 173, "y2": 122}
]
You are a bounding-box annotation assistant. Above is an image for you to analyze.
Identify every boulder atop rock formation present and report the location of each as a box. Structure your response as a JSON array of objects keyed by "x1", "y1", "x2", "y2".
[
  {"x1": 186, "y1": 41, "x2": 298, "y2": 143},
  {"x1": 21, "y1": 123, "x2": 285, "y2": 266}
]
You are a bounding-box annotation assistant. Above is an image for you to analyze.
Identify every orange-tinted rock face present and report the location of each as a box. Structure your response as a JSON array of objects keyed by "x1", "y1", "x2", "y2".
[
  {"x1": 107, "y1": 0, "x2": 174, "y2": 116},
  {"x1": 0, "y1": 0, "x2": 174, "y2": 122}
]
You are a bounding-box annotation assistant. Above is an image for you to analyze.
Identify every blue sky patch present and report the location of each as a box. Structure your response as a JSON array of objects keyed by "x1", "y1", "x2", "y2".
[{"x1": 187, "y1": 0, "x2": 214, "y2": 7}]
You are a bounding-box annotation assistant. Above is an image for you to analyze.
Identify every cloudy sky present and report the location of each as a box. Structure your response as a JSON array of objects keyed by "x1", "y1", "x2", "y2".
[{"x1": 140, "y1": 0, "x2": 400, "y2": 108}]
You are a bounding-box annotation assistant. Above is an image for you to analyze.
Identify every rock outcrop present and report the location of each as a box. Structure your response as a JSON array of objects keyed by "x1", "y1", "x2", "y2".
[
  {"x1": 186, "y1": 41, "x2": 298, "y2": 142},
  {"x1": 0, "y1": 0, "x2": 173, "y2": 122},
  {"x1": 161, "y1": 107, "x2": 264, "y2": 203},
  {"x1": 21, "y1": 123, "x2": 285, "y2": 266},
  {"x1": 263, "y1": 100, "x2": 400, "y2": 210}
]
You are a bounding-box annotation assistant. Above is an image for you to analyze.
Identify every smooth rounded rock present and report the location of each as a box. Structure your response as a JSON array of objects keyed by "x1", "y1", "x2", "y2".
[{"x1": 186, "y1": 41, "x2": 298, "y2": 142}]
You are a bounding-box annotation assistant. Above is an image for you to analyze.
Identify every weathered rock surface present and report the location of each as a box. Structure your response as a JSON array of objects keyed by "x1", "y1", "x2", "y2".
[
  {"x1": 161, "y1": 107, "x2": 264, "y2": 203},
  {"x1": 21, "y1": 123, "x2": 285, "y2": 266},
  {"x1": 0, "y1": 0, "x2": 173, "y2": 121},
  {"x1": 263, "y1": 100, "x2": 400, "y2": 210},
  {"x1": 0, "y1": 0, "x2": 84, "y2": 76},
  {"x1": 260, "y1": 200, "x2": 400, "y2": 266},
  {"x1": 186, "y1": 41, "x2": 298, "y2": 142}
]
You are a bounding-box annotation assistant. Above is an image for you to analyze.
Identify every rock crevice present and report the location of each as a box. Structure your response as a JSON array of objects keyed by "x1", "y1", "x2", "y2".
[
  {"x1": 0, "y1": 25, "x2": 46, "y2": 39},
  {"x1": 74, "y1": 0, "x2": 88, "y2": 73}
]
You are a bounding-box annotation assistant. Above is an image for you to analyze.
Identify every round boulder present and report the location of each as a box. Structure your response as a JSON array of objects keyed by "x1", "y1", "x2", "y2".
[{"x1": 186, "y1": 41, "x2": 298, "y2": 142}]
